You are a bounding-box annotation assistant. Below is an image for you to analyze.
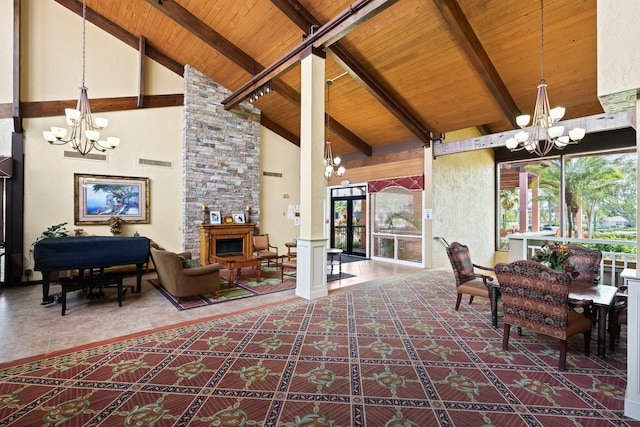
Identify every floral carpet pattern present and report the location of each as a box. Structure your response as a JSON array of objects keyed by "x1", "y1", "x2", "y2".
[{"x1": 0, "y1": 269, "x2": 637, "y2": 426}]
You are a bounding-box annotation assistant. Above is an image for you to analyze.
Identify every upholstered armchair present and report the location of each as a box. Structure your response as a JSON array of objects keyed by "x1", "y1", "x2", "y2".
[
  {"x1": 495, "y1": 260, "x2": 593, "y2": 371},
  {"x1": 252, "y1": 234, "x2": 279, "y2": 266},
  {"x1": 445, "y1": 241, "x2": 495, "y2": 312},
  {"x1": 567, "y1": 244, "x2": 602, "y2": 284},
  {"x1": 150, "y1": 248, "x2": 221, "y2": 303}
]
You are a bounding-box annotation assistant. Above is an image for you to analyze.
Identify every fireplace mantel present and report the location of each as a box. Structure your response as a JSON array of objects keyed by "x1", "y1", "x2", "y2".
[{"x1": 199, "y1": 223, "x2": 255, "y2": 265}]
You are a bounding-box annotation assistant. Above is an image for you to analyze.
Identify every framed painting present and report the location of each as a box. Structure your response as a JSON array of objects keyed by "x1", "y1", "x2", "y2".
[{"x1": 75, "y1": 174, "x2": 150, "y2": 224}]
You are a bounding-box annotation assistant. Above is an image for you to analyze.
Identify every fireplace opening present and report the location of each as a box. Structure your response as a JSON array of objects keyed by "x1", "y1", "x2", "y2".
[{"x1": 216, "y1": 238, "x2": 244, "y2": 256}]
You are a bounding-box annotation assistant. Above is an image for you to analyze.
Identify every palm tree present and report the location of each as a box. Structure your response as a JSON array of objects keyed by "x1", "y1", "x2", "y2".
[{"x1": 528, "y1": 156, "x2": 623, "y2": 238}]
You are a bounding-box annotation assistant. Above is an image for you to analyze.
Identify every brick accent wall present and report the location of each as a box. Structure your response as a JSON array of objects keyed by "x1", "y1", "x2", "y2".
[{"x1": 183, "y1": 65, "x2": 261, "y2": 256}]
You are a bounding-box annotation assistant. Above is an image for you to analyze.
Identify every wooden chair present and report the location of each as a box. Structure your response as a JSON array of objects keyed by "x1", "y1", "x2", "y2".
[
  {"x1": 567, "y1": 244, "x2": 602, "y2": 284},
  {"x1": 281, "y1": 258, "x2": 296, "y2": 281},
  {"x1": 609, "y1": 282, "x2": 628, "y2": 351},
  {"x1": 495, "y1": 260, "x2": 593, "y2": 371},
  {"x1": 252, "y1": 234, "x2": 278, "y2": 266},
  {"x1": 445, "y1": 241, "x2": 495, "y2": 311}
]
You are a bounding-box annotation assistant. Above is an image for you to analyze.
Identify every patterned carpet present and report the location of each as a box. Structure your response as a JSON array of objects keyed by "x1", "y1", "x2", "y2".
[
  {"x1": 149, "y1": 266, "x2": 355, "y2": 310},
  {"x1": 0, "y1": 269, "x2": 637, "y2": 426}
]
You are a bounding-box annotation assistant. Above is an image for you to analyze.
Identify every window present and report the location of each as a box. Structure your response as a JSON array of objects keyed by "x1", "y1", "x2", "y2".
[
  {"x1": 371, "y1": 186, "x2": 422, "y2": 262},
  {"x1": 497, "y1": 149, "x2": 636, "y2": 250}
]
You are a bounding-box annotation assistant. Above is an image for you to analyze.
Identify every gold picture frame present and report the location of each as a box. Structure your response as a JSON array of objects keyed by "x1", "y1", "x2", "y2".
[{"x1": 74, "y1": 174, "x2": 150, "y2": 225}]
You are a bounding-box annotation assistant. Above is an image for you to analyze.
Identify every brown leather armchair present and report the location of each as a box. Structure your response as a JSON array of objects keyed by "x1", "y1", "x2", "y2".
[
  {"x1": 252, "y1": 234, "x2": 278, "y2": 266},
  {"x1": 150, "y1": 247, "x2": 221, "y2": 303},
  {"x1": 495, "y1": 260, "x2": 593, "y2": 371}
]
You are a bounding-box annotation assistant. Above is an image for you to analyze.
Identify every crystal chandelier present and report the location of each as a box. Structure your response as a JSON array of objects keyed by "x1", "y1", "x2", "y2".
[
  {"x1": 43, "y1": 0, "x2": 120, "y2": 155},
  {"x1": 324, "y1": 78, "x2": 345, "y2": 180},
  {"x1": 505, "y1": 0, "x2": 584, "y2": 157}
]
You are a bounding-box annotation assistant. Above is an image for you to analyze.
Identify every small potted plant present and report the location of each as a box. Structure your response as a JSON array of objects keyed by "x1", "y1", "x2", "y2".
[{"x1": 109, "y1": 216, "x2": 125, "y2": 235}]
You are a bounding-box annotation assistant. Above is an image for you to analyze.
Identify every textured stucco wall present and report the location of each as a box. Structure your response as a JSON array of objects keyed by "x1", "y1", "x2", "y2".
[
  {"x1": 597, "y1": 0, "x2": 640, "y2": 112},
  {"x1": 431, "y1": 148, "x2": 496, "y2": 269}
]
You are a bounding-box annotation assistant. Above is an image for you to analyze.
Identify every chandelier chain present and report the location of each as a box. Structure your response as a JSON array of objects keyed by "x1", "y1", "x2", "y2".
[
  {"x1": 539, "y1": 0, "x2": 544, "y2": 83},
  {"x1": 82, "y1": 0, "x2": 86, "y2": 88}
]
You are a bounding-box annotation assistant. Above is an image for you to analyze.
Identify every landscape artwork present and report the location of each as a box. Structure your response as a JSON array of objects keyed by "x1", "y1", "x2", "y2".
[{"x1": 75, "y1": 174, "x2": 150, "y2": 224}]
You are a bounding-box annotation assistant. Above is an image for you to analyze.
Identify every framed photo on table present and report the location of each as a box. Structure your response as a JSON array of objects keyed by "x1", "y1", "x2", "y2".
[
  {"x1": 74, "y1": 174, "x2": 150, "y2": 225},
  {"x1": 210, "y1": 210, "x2": 221, "y2": 224},
  {"x1": 232, "y1": 213, "x2": 245, "y2": 224}
]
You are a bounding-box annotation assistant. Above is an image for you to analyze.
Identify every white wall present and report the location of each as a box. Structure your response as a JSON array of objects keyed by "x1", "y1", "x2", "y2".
[
  {"x1": 258, "y1": 127, "x2": 300, "y2": 254},
  {"x1": 20, "y1": 0, "x2": 185, "y2": 279}
]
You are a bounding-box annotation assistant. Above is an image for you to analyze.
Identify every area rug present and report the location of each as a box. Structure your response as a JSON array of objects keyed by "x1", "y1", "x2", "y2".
[
  {"x1": 0, "y1": 269, "x2": 637, "y2": 426},
  {"x1": 149, "y1": 266, "x2": 298, "y2": 310}
]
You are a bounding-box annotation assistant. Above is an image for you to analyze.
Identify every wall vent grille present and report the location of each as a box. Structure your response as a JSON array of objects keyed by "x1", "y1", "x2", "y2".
[
  {"x1": 263, "y1": 171, "x2": 282, "y2": 178},
  {"x1": 63, "y1": 151, "x2": 107, "y2": 161},
  {"x1": 139, "y1": 158, "x2": 172, "y2": 168}
]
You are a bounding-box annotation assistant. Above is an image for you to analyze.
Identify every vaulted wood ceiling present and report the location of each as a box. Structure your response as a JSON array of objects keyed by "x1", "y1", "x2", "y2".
[{"x1": 57, "y1": 0, "x2": 601, "y2": 159}]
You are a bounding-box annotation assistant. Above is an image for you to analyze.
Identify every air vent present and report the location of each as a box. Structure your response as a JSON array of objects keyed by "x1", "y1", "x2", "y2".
[
  {"x1": 263, "y1": 171, "x2": 282, "y2": 177},
  {"x1": 139, "y1": 158, "x2": 172, "y2": 168},
  {"x1": 64, "y1": 151, "x2": 107, "y2": 161}
]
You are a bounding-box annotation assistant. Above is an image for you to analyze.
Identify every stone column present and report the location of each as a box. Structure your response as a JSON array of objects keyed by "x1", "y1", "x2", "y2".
[{"x1": 295, "y1": 46, "x2": 328, "y2": 300}]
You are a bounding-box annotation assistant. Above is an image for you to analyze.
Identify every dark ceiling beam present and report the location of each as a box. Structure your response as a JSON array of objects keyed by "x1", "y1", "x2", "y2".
[
  {"x1": 329, "y1": 115, "x2": 373, "y2": 156},
  {"x1": 261, "y1": 115, "x2": 299, "y2": 146},
  {"x1": 151, "y1": 0, "x2": 372, "y2": 156},
  {"x1": 144, "y1": 0, "x2": 257, "y2": 74},
  {"x1": 54, "y1": 0, "x2": 183, "y2": 76},
  {"x1": 432, "y1": 0, "x2": 520, "y2": 128},
  {"x1": 144, "y1": 0, "x2": 299, "y2": 108},
  {"x1": 272, "y1": 0, "x2": 431, "y2": 144},
  {"x1": 222, "y1": 0, "x2": 399, "y2": 110},
  {"x1": 18, "y1": 94, "x2": 184, "y2": 118}
]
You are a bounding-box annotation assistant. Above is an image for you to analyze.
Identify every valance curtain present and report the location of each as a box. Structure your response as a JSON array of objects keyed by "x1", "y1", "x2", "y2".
[{"x1": 367, "y1": 174, "x2": 424, "y2": 193}]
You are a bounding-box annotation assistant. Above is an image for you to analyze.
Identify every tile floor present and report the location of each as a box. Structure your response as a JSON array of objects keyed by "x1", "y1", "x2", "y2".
[{"x1": 0, "y1": 258, "x2": 420, "y2": 364}]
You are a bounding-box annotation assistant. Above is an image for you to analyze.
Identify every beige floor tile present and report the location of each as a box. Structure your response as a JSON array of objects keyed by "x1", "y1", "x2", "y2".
[{"x1": 0, "y1": 258, "x2": 420, "y2": 364}]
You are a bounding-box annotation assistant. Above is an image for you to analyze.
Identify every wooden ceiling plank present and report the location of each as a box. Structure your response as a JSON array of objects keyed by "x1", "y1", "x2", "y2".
[
  {"x1": 145, "y1": 0, "x2": 258, "y2": 75},
  {"x1": 329, "y1": 116, "x2": 373, "y2": 156},
  {"x1": 433, "y1": 0, "x2": 520, "y2": 128},
  {"x1": 261, "y1": 115, "x2": 300, "y2": 146},
  {"x1": 54, "y1": 0, "x2": 183, "y2": 76},
  {"x1": 273, "y1": 0, "x2": 431, "y2": 144},
  {"x1": 223, "y1": 0, "x2": 399, "y2": 110}
]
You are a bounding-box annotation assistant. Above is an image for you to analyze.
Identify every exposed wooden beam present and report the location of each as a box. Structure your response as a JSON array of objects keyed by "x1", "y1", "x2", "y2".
[
  {"x1": 149, "y1": 0, "x2": 372, "y2": 156},
  {"x1": 272, "y1": 0, "x2": 431, "y2": 144},
  {"x1": 17, "y1": 94, "x2": 184, "y2": 118},
  {"x1": 261, "y1": 115, "x2": 299, "y2": 146},
  {"x1": 433, "y1": 111, "x2": 636, "y2": 157},
  {"x1": 432, "y1": 0, "x2": 520, "y2": 128},
  {"x1": 138, "y1": 36, "x2": 145, "y2": 108},
  {"x1": 54, "y1": 0, "x2": 183, "y2": 76},
  {"x1": 329, "y1": 115, "x2": 373, "y2": 157},
  {"x1": 223, "y1": 0, "x2": 398, "y2": 111},
  {"x1": 145, "y1": 0, "x2": 258, "y2": 74}
]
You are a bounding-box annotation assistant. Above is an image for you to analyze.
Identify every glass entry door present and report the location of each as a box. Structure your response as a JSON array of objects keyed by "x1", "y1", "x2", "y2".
[{"x1": 331, "y1": 186, "x2": 366, "y2": 256}]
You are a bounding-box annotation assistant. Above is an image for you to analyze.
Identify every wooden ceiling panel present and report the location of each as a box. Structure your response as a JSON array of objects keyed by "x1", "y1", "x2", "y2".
[{"x1": 65, "y1": 0, "x2": 600, "y2": 157}]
